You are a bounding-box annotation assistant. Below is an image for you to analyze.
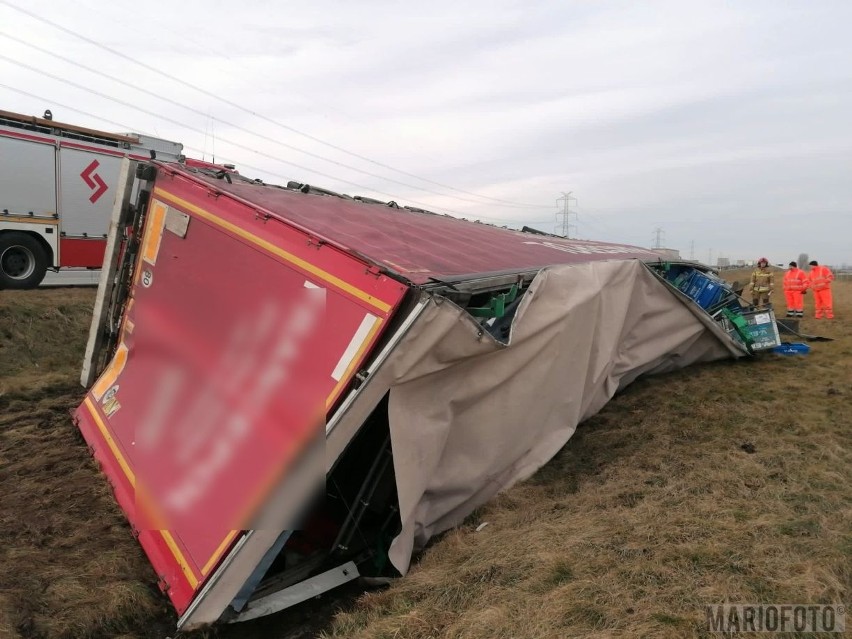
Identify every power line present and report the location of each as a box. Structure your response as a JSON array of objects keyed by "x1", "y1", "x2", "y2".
[
  {"x1": 0, "y1": 82, "x2": 543, "y2": 226},
  {"x1": 0, "y1": 59, "x2": 503, "y2": 219},
  {"x1": 0, "y1": 0, "x2": 552, "y2": 210},
  {"x1": 0, "y1": 38, "x2": 547, "y2": 211}
]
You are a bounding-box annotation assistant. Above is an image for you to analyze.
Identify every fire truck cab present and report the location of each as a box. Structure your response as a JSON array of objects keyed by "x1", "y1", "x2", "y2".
[{"x1": 0, "y1": 109, "x2": 183, "y2": 289}]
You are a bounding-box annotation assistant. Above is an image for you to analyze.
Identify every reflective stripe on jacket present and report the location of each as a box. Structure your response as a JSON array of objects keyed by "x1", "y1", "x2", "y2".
[
  {"x1": 783, "y1": 268, "x2": 809, "y2": 292},
  {"x1": 809, "y1": 265, "x2": 834, "y2": 290},
  {"x1": 751, "y1": 268, "x2": 773, "y2": 292}
]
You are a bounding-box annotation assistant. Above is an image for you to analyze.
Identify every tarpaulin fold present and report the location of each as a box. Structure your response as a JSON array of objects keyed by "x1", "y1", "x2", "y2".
[{"x1": 381, "y1": 260, "x2": 743, "y2": 573}]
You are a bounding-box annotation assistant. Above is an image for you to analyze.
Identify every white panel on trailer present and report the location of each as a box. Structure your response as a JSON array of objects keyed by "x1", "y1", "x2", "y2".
[
  {"x1": 0, "y1": 136, "x2": 57, "y2": 216},
  {"x1": 58, "y1": 148, "x2": 123, "y2": 236}
]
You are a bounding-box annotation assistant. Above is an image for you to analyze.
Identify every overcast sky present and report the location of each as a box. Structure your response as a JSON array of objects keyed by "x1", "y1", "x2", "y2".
[{"x1": 1, "y1": 0, "x2": 849, "y2": 265}]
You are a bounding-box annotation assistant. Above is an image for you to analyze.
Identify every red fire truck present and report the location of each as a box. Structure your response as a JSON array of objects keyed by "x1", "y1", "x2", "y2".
[{"x1": 0, "y1": 109, "x2": 231, "y2": 289}]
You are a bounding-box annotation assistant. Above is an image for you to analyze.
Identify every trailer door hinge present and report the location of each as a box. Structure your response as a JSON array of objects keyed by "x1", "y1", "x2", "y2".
[
  {"x1": 365, "y1": 265, "x2": 382, "y2": 277},
  {"x1": 307, "y1": 236, "x2": 325, "y2": 249}
]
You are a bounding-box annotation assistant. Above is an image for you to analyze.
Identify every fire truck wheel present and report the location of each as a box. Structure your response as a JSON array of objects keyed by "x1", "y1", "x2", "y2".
[{"x1": 0, "y1": 232, "x2": 49, "y2": 290}]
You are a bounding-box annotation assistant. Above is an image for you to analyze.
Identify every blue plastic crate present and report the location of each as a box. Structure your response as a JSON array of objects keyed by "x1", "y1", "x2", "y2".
[
  {"x1": 772, "y1": 343, "x2": 810, "y2": 355},
  {"x1": 695, "y1": 279, "x2": 724, "y2": 309},
  {"x1": 684, "y1": 272, "x2": 726, "y2": 309},
  {"x1": 685, "y1": 273, "x2": 707, "y2": 299},
  {"x1": 676, "y1": 270, "x2": 696, "y2": 292}
]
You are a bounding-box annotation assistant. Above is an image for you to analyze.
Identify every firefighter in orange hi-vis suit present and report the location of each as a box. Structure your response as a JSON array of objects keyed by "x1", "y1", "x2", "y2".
[
  {"x1": 808, "y1": 260, "x2": 834, "y2": 319},
  {"x1": 750, "y1": 257, "x2": 774, "y2": 310},
  {"x1": 783, "y1": 261, "x2": 809, "y2": 318}
]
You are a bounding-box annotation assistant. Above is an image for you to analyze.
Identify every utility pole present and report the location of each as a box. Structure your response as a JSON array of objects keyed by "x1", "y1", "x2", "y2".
[
  {"x1": 708, "y1": 249, "x2": 713, "y2": 265},
  {"x1": 652, "y1": 227, "x2": 665, "y2": 249},
  {"x1": 555, "y1": 192, "x2": 578, "y2": 238},
  {"x1": 690, "y1": 240, "x2": 695, "y2": 260}
]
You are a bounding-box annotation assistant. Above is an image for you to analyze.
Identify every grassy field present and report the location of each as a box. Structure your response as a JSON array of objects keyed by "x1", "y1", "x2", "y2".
[
  {"x1": 0, "y1": 289, "x2": 171, "y2": 639},
  {"x1": 0, "y1": 273, "x2": 849, "y2": 639}
]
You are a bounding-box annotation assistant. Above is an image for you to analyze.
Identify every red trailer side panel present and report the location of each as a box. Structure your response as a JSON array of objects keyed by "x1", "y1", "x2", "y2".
[{"x1": 73, "y1": 171, "x2": 407, "y2": 613}]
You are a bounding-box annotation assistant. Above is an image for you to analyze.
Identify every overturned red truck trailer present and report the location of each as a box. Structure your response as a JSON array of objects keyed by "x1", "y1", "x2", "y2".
[{"x1": 76, "y1": 159, "x2": 747, "y2": 630}]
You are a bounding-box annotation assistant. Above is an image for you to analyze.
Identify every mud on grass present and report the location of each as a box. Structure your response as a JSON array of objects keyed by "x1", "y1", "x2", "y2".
[
  {"x1": 0, "y1": 383, "x2": 173, "y2": 639},
  {"x1": 1, "y1": 289, "x2": 173, "y2": 639},
  {"x1": 322, "y1": 279, "x2": 852, "y2": 639},
  {"x1": 0, "y1": 289, "x2": 347, "y2": 639}
]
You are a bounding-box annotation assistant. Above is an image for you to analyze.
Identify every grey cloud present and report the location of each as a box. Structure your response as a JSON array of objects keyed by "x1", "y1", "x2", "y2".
[{"x1": 2, "y1": 0, "x2": 849, "y2": 263}]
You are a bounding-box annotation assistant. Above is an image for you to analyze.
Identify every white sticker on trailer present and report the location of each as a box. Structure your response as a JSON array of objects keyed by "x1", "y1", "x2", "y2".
[{"x1": 331, "y1": 313, "x2": 379, "y2": 382}]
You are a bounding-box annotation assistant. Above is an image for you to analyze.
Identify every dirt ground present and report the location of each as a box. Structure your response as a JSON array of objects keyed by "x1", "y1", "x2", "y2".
[{"x1": 0, "y1": 274, "x2": 849, "y2": 639}]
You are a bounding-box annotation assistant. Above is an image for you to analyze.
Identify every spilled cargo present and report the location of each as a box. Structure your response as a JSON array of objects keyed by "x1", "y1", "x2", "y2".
[{"x1": 76, "y1": 159, "x2": 768, "y2": 630}]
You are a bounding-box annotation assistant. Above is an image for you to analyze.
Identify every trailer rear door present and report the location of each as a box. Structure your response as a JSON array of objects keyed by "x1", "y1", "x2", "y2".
[{"x1": 74, "y1": 170, "x2": 407, "y2": 614}]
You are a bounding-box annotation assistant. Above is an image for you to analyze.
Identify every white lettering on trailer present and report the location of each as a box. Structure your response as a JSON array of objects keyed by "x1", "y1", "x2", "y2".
[
  {"x1": 331, "y1": 313, "x2": 379, "y2": 382},
  {"x1": 162, "y1": 291, "x2": 325, "y2": 519},
  {"x1": 168, "y1": 301, "x2": 281, "y2": 466},
  {"x1": 137, "y1": 365, "x2": 186, "y2": 450}
]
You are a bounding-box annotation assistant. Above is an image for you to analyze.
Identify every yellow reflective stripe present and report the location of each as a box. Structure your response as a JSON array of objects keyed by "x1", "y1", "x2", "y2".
[
  {"x1": 160, "y1": 530, "x2": 199, "y2": 589},
  {"x1": 91, "y1": 343, "x2": 128, "y2": 400},
  {"x1": 153, "y1": 187, "x2": 391, "y2": 313},
  {"x1": 141, "y1": 200, "x2": 168, "y2": 265},
  {"x1": 201, "y1": 530, "x2": 240, "y2": 576},
  {"x1": 84, "y1": 398, "x2": 200, "y2": 588},
  {"x1": 83, "y1": 396, "x2": 135, "y2": 488}
]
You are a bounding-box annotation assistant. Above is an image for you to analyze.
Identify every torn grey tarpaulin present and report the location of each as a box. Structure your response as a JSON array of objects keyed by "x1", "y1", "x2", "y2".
[{"x1": 380, "y1": 260, "x2": 744, "y2": 573}]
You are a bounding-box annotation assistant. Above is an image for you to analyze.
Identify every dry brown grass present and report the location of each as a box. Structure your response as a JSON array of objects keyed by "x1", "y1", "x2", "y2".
[
  {"x1": 0, "y1": 289, "x2": 173, "y2": 639},
  {"x1": 0, "y1": 288, "x2": 96, "y2": 396},
  {"x1": 1, "y1": 278, "x2": 850, "y2": 639},
  {"x1": 323, "y1": 278, "x2": 852, "y2": 639}
]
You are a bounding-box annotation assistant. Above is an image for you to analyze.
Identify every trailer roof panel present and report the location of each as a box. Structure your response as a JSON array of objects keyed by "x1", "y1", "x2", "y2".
[{"x1": 179, "y1": 167, "x2": 660, "y2": 285}]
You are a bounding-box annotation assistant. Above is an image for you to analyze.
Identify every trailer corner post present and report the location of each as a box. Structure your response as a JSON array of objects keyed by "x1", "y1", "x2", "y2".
[{"x1": 80, "y1": 157, "x2": 137, "y2": 387}]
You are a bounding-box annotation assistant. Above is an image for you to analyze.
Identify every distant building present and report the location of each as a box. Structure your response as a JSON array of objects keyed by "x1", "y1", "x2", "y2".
[{"x1": 717, "y1": 257, "x2": 730, "y2": 268}]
